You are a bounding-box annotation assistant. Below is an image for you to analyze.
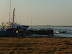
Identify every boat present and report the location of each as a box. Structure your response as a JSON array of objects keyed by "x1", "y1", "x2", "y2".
[
  {"x1": 0, "y1": 8, "x2": 53, "y2": 36},
  {"x1": 0, "y1": 8, "x2": 28, "y2": 37},
  {"x1": 56, "y1": 31, "x2": 66, "y2": 34}
]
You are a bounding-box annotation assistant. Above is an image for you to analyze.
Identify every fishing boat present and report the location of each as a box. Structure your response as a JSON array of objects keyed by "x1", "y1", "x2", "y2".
[{"x1": 0, "y1": 8, "x2": 28, "y2": 37}]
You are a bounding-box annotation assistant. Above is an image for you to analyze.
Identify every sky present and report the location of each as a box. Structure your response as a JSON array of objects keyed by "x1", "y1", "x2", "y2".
[{"x1": 0, "y1": 0, "x2": 72, "y2": 25}]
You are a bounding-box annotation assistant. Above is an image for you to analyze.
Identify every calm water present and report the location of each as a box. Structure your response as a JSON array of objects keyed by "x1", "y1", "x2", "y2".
[{"x1": 29, "y1": 26, "x2": 72, "y2": 37}]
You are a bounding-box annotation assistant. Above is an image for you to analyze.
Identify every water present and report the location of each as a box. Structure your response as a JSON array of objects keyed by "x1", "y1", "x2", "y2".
[{"x1": 29, "y1": 26, "x2": 72, "y2": 37}]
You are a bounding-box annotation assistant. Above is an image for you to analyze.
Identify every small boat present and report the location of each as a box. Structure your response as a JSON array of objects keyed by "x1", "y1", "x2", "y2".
[
  {"x1": 56, "y1": 31, "x2": 66, "y2": 34},
  {"x1": 56, "y1": 31, "x2": 60, "y2": 34}
]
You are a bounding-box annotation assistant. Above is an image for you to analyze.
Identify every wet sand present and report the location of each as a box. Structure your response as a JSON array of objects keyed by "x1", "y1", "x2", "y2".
[{"x1": 0, "y1": 37, "x2": 72, "y2": 54}]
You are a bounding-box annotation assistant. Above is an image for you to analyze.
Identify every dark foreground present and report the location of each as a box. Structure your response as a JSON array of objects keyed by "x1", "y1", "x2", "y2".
[{"x1": 0, "y1": 37, "x2": 72, "y2": 54}]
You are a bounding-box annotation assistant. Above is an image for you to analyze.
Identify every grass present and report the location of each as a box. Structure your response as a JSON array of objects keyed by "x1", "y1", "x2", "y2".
[{"x1": 0, "y1": 37, "x2": 72, "y2": 54}]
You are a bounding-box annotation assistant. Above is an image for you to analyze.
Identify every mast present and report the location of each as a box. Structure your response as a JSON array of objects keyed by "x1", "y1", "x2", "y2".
[
  {"x1": 31, "y1": 16, "x2": 32, "y2": 29},
  {"x1": 13, "y1": 8, "x2": 15, "y2": 28},
  {"x1": 9, "y1": 0, "x2": 11, "y2": 23}
]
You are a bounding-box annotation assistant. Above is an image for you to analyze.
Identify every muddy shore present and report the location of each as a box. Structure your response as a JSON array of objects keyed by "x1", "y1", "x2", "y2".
[{"x1": 0, "y1": 37, "x2": 72, "y2": 54}]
